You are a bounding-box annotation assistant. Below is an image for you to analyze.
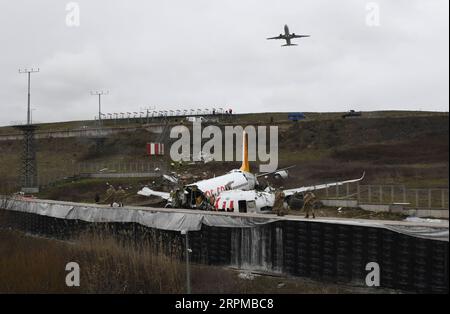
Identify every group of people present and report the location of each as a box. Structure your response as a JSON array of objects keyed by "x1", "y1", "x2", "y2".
[
  {"x1": 273, "y1": 190, "x2": 318, "y2": 218},
  {"x1": 102, "y1": 184, "x2": 127, "y2": 207}
]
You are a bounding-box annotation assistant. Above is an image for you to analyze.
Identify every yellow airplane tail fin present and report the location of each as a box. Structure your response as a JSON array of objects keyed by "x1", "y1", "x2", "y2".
[{"x1": 239, "y1": 131, "x2": 250, "y2": 172}]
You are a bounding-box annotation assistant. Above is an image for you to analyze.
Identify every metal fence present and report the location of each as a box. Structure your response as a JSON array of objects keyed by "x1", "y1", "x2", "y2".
[
  {"x1": 95, "y1": 108, "x2": 236, "y2": 125},
  {"x1": 316, "y1": 183, "x2": 449, "y2": 210},
  {"x1": 0, "y1": 161, "x2": 166, "y2": 194},
  {"x1": 75, "y1": 161, "x2": 165, "y2": 175}
]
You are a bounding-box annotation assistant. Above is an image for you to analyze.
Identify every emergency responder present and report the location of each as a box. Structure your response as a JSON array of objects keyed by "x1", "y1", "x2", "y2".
[
  {"x1": 195, "y1": 194, "x2": 204, "y2": 209},
  {"x1": 116, "y1": 186, "x2": 126, "y2": 207},
  {"x1": 105, "y1": 184, "x2": 116, "y2": 207},
  {"x1": 302, "y1": 191, "x2": 317, "y2": 218},
  {"x1": 273, "y1": 190, "x2": 287, "y2": 216},
  {"x1": 171, "y1": 188, "x2": 182, "y2": 208},
  {"x1": 209, "y1": 195, "x2": 216, "y2": 211},
  {"x1": 169, "y1": 189, "x2": 178, "y2": 208}
]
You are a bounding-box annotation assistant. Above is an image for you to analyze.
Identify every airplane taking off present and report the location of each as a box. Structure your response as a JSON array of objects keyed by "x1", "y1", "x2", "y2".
[{"x1": 267, "y1": 24, "x2": 310, "y2": 46}]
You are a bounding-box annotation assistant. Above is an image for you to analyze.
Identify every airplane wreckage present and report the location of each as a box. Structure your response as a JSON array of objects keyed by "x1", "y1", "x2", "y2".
[{"x1": 138, "y1": 133, "x2": 365, "y2": 214}]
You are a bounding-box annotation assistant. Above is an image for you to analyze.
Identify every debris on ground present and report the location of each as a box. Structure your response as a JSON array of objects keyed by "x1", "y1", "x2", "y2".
[{"x1": 238, "y1": 272, "x2": 256, "y2": 280}]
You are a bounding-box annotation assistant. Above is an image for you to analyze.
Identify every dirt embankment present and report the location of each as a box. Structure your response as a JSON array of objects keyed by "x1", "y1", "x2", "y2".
[{"x1": 0, "y1": 113, "x2": 448, "y2": 190}]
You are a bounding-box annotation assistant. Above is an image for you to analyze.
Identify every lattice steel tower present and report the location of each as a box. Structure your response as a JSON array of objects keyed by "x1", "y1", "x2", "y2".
[{"x1": 17, "y1": 68, "x2": 40, "y2": 193}]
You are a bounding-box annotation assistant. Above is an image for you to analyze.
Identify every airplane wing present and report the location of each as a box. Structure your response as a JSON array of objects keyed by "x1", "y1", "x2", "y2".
[
  {"x1": 291, "y1": 35, "x2": 310, "y2": 38},
  {"x1": 163, "y1": 174, "x2": 179, "y2": 184},
  {"x1": 267, "y1": 35, "x2": 285, "y2": 40},
  {"x1": 282, "y1": 172, "x2": 365, "y2": 196},
  {"x1": 256, "y1": 165, "x2": 296, "y2": 178},
  {"x1": 137, "y1": 187, "x2": 171, "y2": 200}
]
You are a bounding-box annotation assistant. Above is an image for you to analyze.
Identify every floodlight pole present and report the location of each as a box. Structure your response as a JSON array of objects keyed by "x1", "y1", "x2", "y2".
[
  {"x1": 30, "y1": 108, "x2": 36, "y2": 124},
  {"x1": 18, "y1": 68, "x2": 39, "y2": 125},
  {"x1": 90, "y1": 90, "x2": 108, "y2": 127},
  {"x1": 181, "y1": 230, "x2": 191, "y2": 294}
]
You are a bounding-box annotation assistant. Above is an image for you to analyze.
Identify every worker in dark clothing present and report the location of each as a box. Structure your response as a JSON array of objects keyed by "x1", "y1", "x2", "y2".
[
  {"x1": 273, "y1": 191, "x2": 287, "y2": 216},
  {"x1": 116, "y1": 186, "x2": 126, "y2": 207},
  {"x1": 94, "y1": 193, "x2": 100, "y2": 204},
  {"x1": 302, "y1": 191, "x2": 317, "y2": 218},
  {"x1": 105, "y1": 184, "x2": 116, "y2": 207},
  {"x1": 171, "y1": 188, "x2": 182, "y2": 208}
]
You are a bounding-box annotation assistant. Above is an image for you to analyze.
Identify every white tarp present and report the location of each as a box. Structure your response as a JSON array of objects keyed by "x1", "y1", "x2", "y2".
[
  {"x1": 383, "y1": 225, "x2": 449, "y2": 241},
  {"x1": 2, "y1": 197, "x2": 279, "y2": 232},
  {"x1": 1, "y1": 197, "x2": 448, "y2": 241}
]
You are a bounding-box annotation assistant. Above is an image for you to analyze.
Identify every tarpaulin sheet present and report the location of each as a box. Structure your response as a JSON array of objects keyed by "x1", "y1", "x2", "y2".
[
  {"x1": 1, "y1": 197, "x2": 448, "y2": 241},
  {"x1": 2, "y1": 198, "x2": 278, "y2": 231},
  {"x1": 383, "y1": 225, "x2": 449, "y2": 241}
]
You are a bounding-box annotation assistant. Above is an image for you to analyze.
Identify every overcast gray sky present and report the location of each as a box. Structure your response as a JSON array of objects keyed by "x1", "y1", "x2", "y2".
[{"x1": 0, "y1": 0, "x2": 448, "y2": 126}]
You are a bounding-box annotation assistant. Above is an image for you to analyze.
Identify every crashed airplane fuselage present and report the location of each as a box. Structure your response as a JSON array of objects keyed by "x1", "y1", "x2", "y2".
[{"x1": 137, "y1": 131, "x2": 365, "y2": 213}]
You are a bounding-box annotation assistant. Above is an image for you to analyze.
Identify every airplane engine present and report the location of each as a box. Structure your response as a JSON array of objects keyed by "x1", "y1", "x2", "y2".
[
  {"x1": 292, "y1": 33, "x2": 296, "y2": 36},
  {"x1": 274, "y1": 170, "x2": 289, "y2": 179}
]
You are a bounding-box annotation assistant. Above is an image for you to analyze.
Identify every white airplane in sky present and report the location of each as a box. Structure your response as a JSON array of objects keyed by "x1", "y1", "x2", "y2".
[
  {"x1": 267, "y1": 24, "x2": 310, "y2": 47},
  {"x1": 138, "y1": 132, "x2": 365, "y2": 213}
]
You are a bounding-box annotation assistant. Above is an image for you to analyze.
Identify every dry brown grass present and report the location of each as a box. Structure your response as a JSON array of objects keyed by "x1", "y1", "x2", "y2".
[
  {"x1": 0, "y1": 228, "x2": 184, "y2": 293},
  {"x1": 0, "y1": 227, "x2": 395, "y2": 294}
]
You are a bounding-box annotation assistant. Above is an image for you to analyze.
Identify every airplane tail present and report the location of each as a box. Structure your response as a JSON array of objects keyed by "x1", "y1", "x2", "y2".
[{"x1": 239, "y1": 131, "x2": 250, "y2": 173}]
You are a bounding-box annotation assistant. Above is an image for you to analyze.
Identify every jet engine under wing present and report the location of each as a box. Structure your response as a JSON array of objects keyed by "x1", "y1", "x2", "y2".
[
  {"x1": 291, "y1": 35, "x2": 310, "y2": 38},
  {"x1": 256, "y1": 165, "x2": 296, "y2": 178},
  {"x1": 283, "y1": 172, "x2": 365, "y2": 196},
  {"x1": 267, "y1": 35, "x2": 285, "y2": 40},
  {"x1": 137, "y1": 187, "x2": 171, "y2": 200}
]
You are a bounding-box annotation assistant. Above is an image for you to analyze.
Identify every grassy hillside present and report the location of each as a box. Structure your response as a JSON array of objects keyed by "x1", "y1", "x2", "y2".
[{"x1": 0, "y1": 111, "x2": 448, "y2": 195}]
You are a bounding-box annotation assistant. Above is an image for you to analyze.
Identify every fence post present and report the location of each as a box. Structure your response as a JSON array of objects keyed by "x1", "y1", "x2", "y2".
[
  {"x1": 379, "y1": 185, "x2": 383, "y2": 204},
  {"x1": 442, "y1": 189, "x2": 446, "y2": 209},
  {"x1": 403, "y1": 186, "x2": 406, "y2": 203},
  {"x1": 415, "y1": 189, "x2": 419, "y2": 208},
  {"x1": 391, "y1": 185, "x2": 394, "y2": 203},
  {"x1": 336, "y1": 182, "x2": 339, "y2": 198},
  {"x1": 428, "y1": 189, "x2": 432, "y2": 209},
  {"x1": 356, "y1": 183, "x2": 360, "y2": 203},
  {"x1": 346, "y1": 183, "x2": 349, "y2": 197},
  {"x1": 368, "y1": 185, "x2": 371, "y2": 203}
]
